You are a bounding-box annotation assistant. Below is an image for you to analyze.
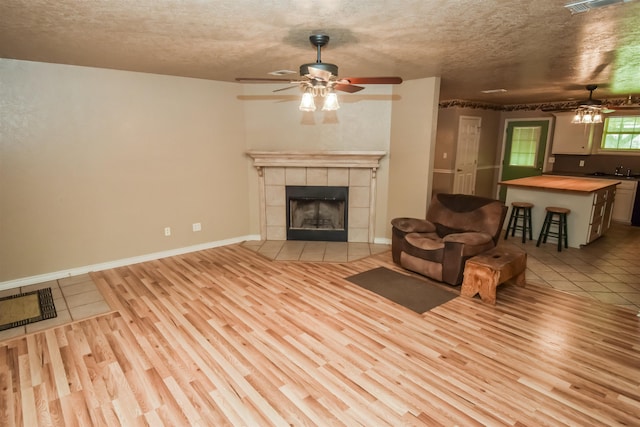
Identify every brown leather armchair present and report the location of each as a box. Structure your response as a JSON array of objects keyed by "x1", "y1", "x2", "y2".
[{"x1": 391, "y1": 193, "x2": 507, "y2": 285}]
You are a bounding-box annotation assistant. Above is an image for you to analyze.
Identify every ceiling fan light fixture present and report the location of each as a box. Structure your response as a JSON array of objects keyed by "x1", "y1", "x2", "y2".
[
  {"x1": 571, "y1": 112, "x2": 583, "y2": 124},
  {"x1": 571, "y1": 106, "x2": 603, "y2": 124},
  {"x1": 571, "y1": 84, "x2": 605, "y2": 124},
  {"x1": 299, "y1": 89, "x2": 316, "y2": 112},
  {"x1": 593, "y1": 111, "x2": 603, "y2": 122},
  {"x1": 322, "y1": 90, "x2": 340, "y2": 111}
]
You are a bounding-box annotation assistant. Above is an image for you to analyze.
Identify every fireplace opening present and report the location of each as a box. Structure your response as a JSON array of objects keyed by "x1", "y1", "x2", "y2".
[{"x1": 286, "y1": 186, "x2": 348, "y2": 241}]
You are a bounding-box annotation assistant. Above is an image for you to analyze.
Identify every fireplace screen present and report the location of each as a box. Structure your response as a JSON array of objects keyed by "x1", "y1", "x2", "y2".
[{"x1": 286, "y1": 186, "x2": 348, "y2": 241}]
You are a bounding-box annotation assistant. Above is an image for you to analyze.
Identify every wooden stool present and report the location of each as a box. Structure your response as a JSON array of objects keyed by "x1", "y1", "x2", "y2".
[
  {"x1": 504, "y1": 202, "x2": 534, "y2": 243},
  {"x1": 536, "y1": 206, "x2": 571, "y2": 252},
  {"x1": 461, "y1": 245, "x2": 527, "y2": 305}
]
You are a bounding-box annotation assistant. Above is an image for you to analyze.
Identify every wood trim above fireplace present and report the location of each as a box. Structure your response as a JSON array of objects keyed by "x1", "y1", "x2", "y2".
[{"x1": 247, "y1": 151, "x2": 386, "y2": 173}]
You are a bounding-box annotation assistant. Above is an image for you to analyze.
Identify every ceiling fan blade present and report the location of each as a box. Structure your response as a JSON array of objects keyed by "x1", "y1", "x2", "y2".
[
  {"x1": 272, "y1": 85, "x2": 301, "y2": 93},
  {"x1": 334, "y1": 84, "x2": 365, "y2": 93},
  {"x1": 339, "y1": 77, "x2": 403, "y2": 85},
  {"x1": 235, "y1": 77, "x2": 294, "y2": 83},
  {"x1": 307, "y1": 66, "x2": 333, "y2": 81}
]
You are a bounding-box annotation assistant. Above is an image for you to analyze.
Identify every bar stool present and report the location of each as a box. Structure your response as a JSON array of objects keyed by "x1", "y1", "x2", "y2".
[
  {"x1": 536, "y1": 206, "x2": 571, "y2": 252},
  {"x1": 504, "y1": 202, "x2": 534, "y2": 243}
]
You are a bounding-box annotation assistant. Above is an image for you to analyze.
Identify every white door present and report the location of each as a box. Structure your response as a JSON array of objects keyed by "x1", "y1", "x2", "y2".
[{"x1": 453, "y1": 116, "x2": 480, "y2": 194}]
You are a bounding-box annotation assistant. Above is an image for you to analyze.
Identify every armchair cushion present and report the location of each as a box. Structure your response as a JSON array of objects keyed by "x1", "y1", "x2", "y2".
[
  {"x1": 443, "y1": 231, "x2": 493, "y2": 246},
  {"x1": 405, "y1": 233, "x2": 443, "y2": 251}
]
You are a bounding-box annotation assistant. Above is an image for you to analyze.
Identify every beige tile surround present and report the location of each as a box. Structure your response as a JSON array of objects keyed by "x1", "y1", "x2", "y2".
[{"x1": 264, "y1": 166, "x2": 372, "y2": 241}]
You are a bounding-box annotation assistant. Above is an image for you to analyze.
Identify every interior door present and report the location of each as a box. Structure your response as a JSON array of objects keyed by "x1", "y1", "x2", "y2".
[
  {"x1": 453, "y1": 116, "x2": 480, "y2": 194},
  {"x1": 499, "y1": 119, "x2": 551, "y2": 201}
]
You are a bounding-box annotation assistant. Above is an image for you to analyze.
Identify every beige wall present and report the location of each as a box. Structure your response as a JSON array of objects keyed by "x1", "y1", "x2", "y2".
[
  {"x1": 386, "y1": 78, "x2": 441, "y2": 227},
  {"x1": 1, "y1": 59, "x2": 249, "y2": 283},
  {"x1": 1, "y1": 60, "x2": 441, "y2": 284}
]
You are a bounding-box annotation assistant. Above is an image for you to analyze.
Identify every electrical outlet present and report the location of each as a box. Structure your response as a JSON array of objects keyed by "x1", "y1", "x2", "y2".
[
  {"x1": 192, "y1": 223, "x2": 202, "y2": 232},
  {"x1": 443, "y1": 152, "x2": 447, "y2": 159},
  {"x1": 549, "y1": 157, "x2": 555, "y2": 164},
  {"x1": 579, "y1": 160, "x2": 585, "y2": 167},
  {"x1": 164, "y1": 227, "x2": 171, "y2": 236}
]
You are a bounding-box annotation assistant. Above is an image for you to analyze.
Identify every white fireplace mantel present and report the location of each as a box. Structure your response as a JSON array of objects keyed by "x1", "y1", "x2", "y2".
[
  {"x1": 247, "y1": 151, "x2": 386, "y2": 174},
  {"x1": 246, "y1": 150, "x2": 387, "y2": 243}
]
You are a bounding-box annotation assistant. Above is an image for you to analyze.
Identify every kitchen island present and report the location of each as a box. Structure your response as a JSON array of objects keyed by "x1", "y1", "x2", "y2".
[{"x1": 499, "y1": 175, "x2": 620, "y2": 248}]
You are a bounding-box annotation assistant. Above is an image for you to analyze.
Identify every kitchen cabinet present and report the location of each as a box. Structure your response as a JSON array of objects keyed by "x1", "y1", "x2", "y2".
[
  {"x1": 588, "y1": 186, "x2": 614, "y2": 242},
  {"x1": 611, "y1": 180, "x2": 638, "y2": 224},
  {"x1": 551, "y1": 112, "x2": 595, "y2": 154},
  {"x1": 499, "y1": 175, "x2": 618, "y2": 247}
]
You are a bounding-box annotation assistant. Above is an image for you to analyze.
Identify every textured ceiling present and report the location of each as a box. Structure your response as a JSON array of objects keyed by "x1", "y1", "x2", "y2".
[{"x1": 1, "y1": 0, "x2": 639, "y2": 105}]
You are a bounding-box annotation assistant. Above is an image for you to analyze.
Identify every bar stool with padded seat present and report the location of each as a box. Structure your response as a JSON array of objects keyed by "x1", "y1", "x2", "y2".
[
  {"x1": 536, "y1": 206, "x2": 571, "y2": 252},
  {"x1": 504, "y1": 202, "x2": 534, "y2": 243}
]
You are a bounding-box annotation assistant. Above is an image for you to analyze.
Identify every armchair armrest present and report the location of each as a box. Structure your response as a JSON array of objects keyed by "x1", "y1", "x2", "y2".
[{"x1": 391, "y1": 217, "x2": 436, "y2": 233}]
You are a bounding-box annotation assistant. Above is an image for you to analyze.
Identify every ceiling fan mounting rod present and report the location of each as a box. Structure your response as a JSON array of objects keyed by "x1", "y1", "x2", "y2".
[{"x1": 309, "y1": 34, "x2": 330, "y2": 63}]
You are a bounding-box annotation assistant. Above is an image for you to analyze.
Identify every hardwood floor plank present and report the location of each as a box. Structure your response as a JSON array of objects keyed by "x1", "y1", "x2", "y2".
[{"x1": 1, "y1": 244, "x2": 639, "y2": 426}]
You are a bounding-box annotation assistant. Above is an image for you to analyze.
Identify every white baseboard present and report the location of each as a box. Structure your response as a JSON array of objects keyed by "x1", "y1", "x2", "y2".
[
  {"x1": 374, "y1": 237, "x2": 391, "y2": 245},
  {"x1": 0, "y1": 234, "x2": 261, "y2": 291}
]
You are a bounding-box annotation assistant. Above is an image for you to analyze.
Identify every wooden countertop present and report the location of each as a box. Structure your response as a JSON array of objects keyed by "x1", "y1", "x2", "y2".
[{"x1": 499, "y1": 175, "x2": 620, "y2": 193}]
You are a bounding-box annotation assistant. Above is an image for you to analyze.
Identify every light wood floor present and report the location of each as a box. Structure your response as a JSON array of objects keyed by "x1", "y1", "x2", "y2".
[{"x1": 1, "y1": 245, "x2": 639, "y2": 426}]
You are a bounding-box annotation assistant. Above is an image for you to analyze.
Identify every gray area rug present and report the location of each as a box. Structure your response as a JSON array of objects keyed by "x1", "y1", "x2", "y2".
[{"x1": 346, "y1": 267, "x2": 457, "y2": 314}]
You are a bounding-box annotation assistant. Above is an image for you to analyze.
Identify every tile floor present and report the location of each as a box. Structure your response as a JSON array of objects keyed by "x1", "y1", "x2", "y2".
[
  {"x1": 2, "y1": 222, "x2": 638, "y2": 342},
  {"x1": 506, "y1": 221, "x2": 640, "y2": 313},
  {"x1": 0, "y1": 273, "x2": 112, "y2": 341}
]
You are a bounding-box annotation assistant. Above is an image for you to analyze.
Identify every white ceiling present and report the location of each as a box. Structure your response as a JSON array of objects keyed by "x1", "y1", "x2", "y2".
[{"x1": 1, "y1": 0, "x2": 639, "y2": 105}]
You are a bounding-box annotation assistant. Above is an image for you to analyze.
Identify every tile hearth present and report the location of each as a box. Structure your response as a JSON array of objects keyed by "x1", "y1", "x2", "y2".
[{"x1": 242, "y1": 240, "x2": 390, "y2": 262}]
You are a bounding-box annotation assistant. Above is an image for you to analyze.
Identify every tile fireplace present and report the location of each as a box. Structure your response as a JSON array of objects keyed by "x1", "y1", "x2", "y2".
[{"x1": 247, "y1": 151, "x2": 386, "y2": 243}]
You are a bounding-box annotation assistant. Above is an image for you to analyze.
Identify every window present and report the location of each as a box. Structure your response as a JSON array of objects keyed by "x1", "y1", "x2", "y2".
[
  {"x1": 601, "y1": 116, "x2": 640, "y2": 151},
  {"x1": 509, "y1": 126, "x2": 540, "y2": 166}
]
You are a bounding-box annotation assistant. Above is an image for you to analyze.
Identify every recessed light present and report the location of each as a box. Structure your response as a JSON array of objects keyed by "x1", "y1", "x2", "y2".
[
  {"x1": 481, "y1": 89, "x2": 508, "y2": 94},
  {"x1": 268, "y1": 70, "x2": 297, "y2": 76}
]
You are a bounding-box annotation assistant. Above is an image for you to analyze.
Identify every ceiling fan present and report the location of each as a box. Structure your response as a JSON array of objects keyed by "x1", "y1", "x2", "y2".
[
  {"x1": 543, "y1": 84, "x2": 614, "y2": 113},
  {"x1": 569, "y1": 84, "x2": 611, "y2": 123},
  {"x1": 235, "y1": 34, "x2": 403, "y2": 111},
  {"x1": 571, "y1": 85, "x2": 640, "y2": 113}
]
